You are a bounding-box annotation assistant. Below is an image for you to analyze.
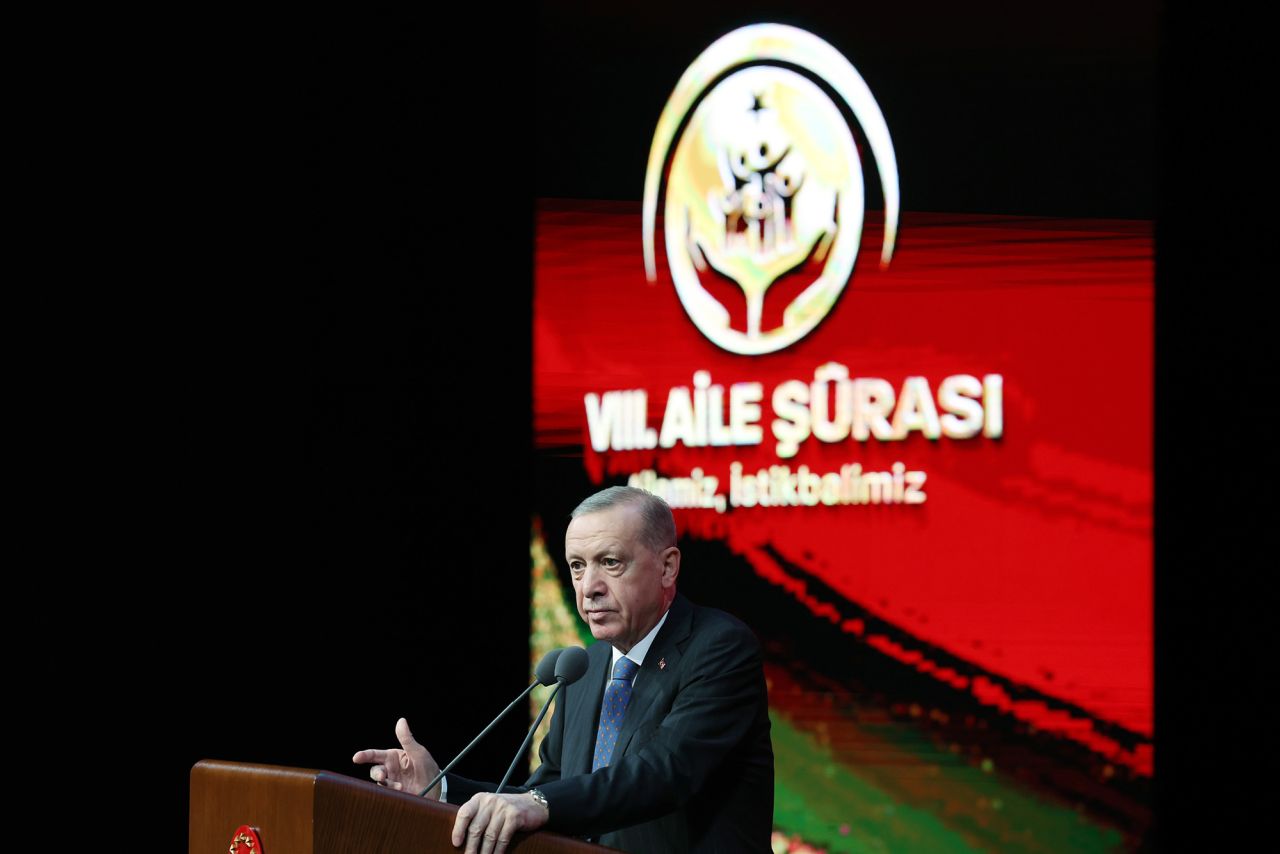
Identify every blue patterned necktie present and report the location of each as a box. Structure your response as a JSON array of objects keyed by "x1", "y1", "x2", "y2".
[{"x1": 592, "y1": 655, "x2": 640, "y2": 771}]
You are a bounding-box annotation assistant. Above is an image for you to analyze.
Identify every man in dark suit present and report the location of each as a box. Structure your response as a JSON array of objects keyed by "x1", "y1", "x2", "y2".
[{"x1": 354, "y1": 486, "x2": 774, "y2": 853}]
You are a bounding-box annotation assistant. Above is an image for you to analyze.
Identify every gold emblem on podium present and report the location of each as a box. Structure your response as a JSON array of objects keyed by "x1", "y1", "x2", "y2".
[
  {"x1": 643, "y1": 24, "x2": 900, "y2": 355},
  {"x1": 229, "y1": 825, "x2": 263, "y2": 854}
]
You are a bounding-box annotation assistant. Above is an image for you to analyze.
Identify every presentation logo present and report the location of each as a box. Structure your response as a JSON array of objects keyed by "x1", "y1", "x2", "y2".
[{"x1": 643, "y1": 25, "x2": 900, "y2": 355}]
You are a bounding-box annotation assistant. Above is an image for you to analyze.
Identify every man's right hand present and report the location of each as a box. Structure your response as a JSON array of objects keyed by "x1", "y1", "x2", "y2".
[{"x1": 352, "y1": 717, "x2": 442, "y2": 799}]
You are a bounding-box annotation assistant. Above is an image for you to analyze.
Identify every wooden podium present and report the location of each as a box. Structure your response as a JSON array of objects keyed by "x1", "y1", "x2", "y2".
[{"x1": 191, "y1": 760, "x2": 612, "y2": 853}]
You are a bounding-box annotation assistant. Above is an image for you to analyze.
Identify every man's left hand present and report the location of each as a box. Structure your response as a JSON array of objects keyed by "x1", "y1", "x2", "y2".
[{"x1": 452, "y1": 791, "x2": 549, "y2": 854}]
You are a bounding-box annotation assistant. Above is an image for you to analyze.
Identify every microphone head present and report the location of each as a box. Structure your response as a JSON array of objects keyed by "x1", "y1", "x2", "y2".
[
  {"x1": 534, "y1": 648, "x2": 564, "y2": 686},
  {"x1": 554, "y1": 646, "x2": 590, "y2": 685}
]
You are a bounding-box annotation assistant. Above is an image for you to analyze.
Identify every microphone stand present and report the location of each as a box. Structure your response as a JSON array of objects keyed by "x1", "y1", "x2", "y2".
[
  {"x1": 420, "y1": 679, "x2": 541, "y2": 797},
  {"x1": 495, "y1": 681, "x2": 564, "y2": 794}
]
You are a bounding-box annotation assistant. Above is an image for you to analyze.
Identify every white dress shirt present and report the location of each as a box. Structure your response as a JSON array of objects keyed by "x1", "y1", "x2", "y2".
[{"x1": 610, "y1": 606, "x2": 671, "y2": 687}]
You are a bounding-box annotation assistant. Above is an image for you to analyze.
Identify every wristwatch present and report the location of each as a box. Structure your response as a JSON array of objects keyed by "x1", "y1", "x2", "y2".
[{"x1": 529, "y1": 788, "x2": 550, "y2": 816}]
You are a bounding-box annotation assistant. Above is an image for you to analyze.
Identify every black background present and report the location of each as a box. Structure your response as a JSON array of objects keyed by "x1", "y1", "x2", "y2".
[{"x1": 111, "y1": 3, "x2": 1270, "y2": 849}]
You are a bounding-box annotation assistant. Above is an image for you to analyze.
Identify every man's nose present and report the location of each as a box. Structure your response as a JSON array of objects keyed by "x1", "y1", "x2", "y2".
[{"x1": 580, "y1": 565, "x2": 608, "y2": 598}]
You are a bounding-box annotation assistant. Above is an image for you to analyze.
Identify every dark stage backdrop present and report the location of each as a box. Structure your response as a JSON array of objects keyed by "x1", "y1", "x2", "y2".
[
  {"x1": 164, "y1": 8, "x2": 537, "y2": 849},
  {"x1": 161, "y1": 4, "x2": 1270, "y2": 852}
]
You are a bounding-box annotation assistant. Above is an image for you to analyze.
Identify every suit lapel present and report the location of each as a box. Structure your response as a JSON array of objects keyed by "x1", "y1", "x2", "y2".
[
  {"x1": 613, "y1": 596, "x2": 694, "y2": 761},
  {"x1": 563, "y1": 641, "x2": 610, "y2": 776}
]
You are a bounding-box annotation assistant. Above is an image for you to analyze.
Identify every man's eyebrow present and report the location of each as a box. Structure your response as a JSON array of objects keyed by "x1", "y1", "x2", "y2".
[{"x1": 568, "y1": 545, "x2": 621, "y2": 560}]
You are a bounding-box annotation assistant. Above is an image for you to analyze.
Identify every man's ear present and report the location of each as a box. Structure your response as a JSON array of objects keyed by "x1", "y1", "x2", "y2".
[{"x1": 660, "y1": 547, "x2": 681, "y2": 588}]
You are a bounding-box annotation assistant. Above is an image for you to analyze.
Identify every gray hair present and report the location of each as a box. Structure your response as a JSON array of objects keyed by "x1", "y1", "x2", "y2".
[{"x1": 570, "y1": 486, "x2": 677, "y2": 553}]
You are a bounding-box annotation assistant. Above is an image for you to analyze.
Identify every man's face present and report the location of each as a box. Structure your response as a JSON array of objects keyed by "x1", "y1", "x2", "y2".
[{"x1": 565, "y1": 503, "x2": 680, "y2": 653}]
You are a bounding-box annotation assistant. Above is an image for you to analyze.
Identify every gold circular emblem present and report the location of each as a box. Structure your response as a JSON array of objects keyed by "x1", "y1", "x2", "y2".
[
  {"x1": 229, "y1": 826, "x2": 263, "y2": 854},
  {"x1": 643, "y1": 24, "x2": 900, "y2": 355}
]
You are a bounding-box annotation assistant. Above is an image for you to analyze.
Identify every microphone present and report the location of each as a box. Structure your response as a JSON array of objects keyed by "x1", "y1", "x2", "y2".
[
  {"x1": 419, "y1": 647, "x2": 565, "y2": 797},
  {"x1": 534, "y1": 648, "x2": 563, "y2": 687},
  {"x1": 495, "y1": 646, "x2": 589, "y2": 794}
]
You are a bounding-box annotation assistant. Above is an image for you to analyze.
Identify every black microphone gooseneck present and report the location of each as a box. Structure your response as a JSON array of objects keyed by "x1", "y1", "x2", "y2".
[
  {"x1": 419, "y1": 647, "x2": 565, "y2": 797},
  {"x1": 495, "y1": 646, "x2": 590, "y2": 794}
]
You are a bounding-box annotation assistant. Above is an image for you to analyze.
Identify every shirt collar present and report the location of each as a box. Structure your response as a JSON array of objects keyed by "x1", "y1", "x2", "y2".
[{"x1": 611, "y1": 607, "x2": 670, "y2": 669}]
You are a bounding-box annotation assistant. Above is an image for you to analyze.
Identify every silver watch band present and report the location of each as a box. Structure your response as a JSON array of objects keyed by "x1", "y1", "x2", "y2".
[{"x1": 529, "y1": 787, "x2": 550, "y2": 817}]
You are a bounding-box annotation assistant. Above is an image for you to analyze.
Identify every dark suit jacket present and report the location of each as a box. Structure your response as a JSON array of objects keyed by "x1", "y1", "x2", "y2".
[{"x1": 448, "y1": 594, "x2": 774, "y2": 852}]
